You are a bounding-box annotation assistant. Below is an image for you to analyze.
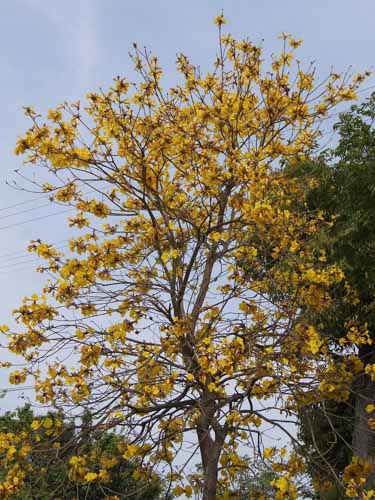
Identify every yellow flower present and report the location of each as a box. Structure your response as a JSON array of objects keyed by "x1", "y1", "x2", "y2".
[
  {"x1": 122, "y1": 444, "x2": 138, "y2": 459},
  {"x1": 289, "y1": 37, "x2": 303, "y2": 49},
  {"x1": 339, "y1": 89, "x2": 357, "y2": 101},
  {"x1": 161, "y1": 251, "x2": 170, "y2": 263},
  {"x1": 210, "y1": 232, "x2": 222, "y2": 242},
  {"x1": 170, "y1": 249, "x2": 179, "y2": 259},
  {"x1": 43, "y1": 418, "x2": 53, "y2": 429},
  {"x1": 263, "y1": 447, "x2": 275, "y2": 459},
  {"x1": 290, "y1": 240, "x2": 299, "y2": 253},
  {"x1": 84, "y1": 472, "x2": 98, "y2": 481},
  {"x1": 47, "y1": 108, "x2": 62, "y2": 121},
  {"x1": 214, "y1": 14, "x2": 226, "y2": 26},
  {"x1": 272, "y1": 476, "x2": 289, "y2": 494},
  {"x1": 31, "y1": 420, "x2": 40, "y2": 431},
  {"x1": 185, "y1": 485, "x2": 193, "y2": 497},
  {"x1": 9, "y1": 369, "x2": 27, "y2": 385},
  {"x1": 173, "y1": 485, "x2": 185, "y2": 496}
]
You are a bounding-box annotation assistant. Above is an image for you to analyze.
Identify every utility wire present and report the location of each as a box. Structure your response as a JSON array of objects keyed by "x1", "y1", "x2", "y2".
[
  {"x1": 0, "y1": 194, "x2": 52, "y2": 212},
  {"x1": 0, "y1": 244, "x2": 68, "y2": 265},
  {"x1": 0, "y1": 257, "x2": 45, "y2": 271},
  {"x1": 0, "y1": 188, "x2": 96, "y2": 219},
  {"x1": 0, "y1": 201, "x2": 61, "y2": 222},
  {"x1": 0, "y1": 255, "x2": 63, "y2": 272},
  {"x1": 0, "y1": 240, "x2": 69, "y2": 262},
  {"x1": 1, "y1": 386, "x2": 34, "y2": 393},
  {"x1": 0, "y1": 264, "x2": 47, "y2": 275},
  {"x1": 0, "y1": 209, "x2": 74, "y2": 232}
]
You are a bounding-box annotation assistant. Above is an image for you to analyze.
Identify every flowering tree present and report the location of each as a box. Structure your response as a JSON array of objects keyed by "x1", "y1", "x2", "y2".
[{"x1": 4, "y1": 17, "x2": 368, "y2": 499}]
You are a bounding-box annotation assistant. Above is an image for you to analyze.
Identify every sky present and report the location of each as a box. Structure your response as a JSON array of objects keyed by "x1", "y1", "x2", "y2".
[{"x1": 0, "y1": 0, "x2": 374, "y2": 407}]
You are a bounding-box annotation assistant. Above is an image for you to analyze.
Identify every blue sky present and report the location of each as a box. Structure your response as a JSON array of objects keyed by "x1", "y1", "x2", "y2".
[{"x1": 0, "y1": 0, "x2": 375, "y2": 404}]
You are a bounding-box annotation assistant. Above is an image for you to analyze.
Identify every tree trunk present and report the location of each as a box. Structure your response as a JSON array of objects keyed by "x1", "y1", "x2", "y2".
[
  {"x1": 198, "y1": 424, "x2": 222, "y2": 500},
  {"x1": 203, "y1": 453, "x2": 220, "y2": 500},
  {"x1": 353, "y1": 345, "x2": 375, "y2": 472},
  {"x1": 197, "y1": 401, "x2": 226, "y2": 500}
]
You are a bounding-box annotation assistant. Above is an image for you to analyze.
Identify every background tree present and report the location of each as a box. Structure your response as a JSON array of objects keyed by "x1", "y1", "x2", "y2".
[
  {"x1": 2, "y1": 18, "x2": 365, "y2": 499},
  {"x1": 219, "y1": 458, "x2": 277, "y2": 499},
  {"x1": 0, "y1": 405, "x2": 168, "y2": 500},
  {"x1": 291, "y1": 93, "x2": 375, "y2": 495}
]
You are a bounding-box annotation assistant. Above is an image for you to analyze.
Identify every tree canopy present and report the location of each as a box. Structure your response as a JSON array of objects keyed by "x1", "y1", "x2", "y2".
[{"x1": 1, "y1": 18, "x2": 370, "y2": 499}]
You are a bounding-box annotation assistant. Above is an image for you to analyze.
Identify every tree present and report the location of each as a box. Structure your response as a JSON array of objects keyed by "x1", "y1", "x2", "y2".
[
  {"x1": 0, "y1": 405, "x2": 168, "y2": 499},
  {"x1": 331, "y1": 96, "x2": 375, "y2": 473},
  {"x1": 220, "y1": 458, "x2": 277, "y2": 499},
  {"x1": 290, "y1": 93, "x2": 375, "y2": 494},
  {"x1": 3, "y1": 17, "x2": 366, "y2": 499}
]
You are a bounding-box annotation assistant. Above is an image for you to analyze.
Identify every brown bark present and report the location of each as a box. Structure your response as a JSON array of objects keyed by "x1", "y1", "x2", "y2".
[
  {"x1": 198, "y1": 430, "x2": 223, "y2": 500},
  {"x1": 204, "y1": 454, "x2": 220, "y2": 500},
  {"x1": 197, "y1": 398, "x2": 226, "y2": 500},
  {"x1": 353, "y1": 345, "x2": 375, "y2": 472}
]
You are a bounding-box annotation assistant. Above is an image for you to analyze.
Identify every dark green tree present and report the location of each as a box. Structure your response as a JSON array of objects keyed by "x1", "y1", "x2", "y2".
[
  {"x1": 292, "y1": 93, "x2": 375, "y2": 494},
  {"x1": 0, "y1": 405, "x2": 170, "y2": 500}
]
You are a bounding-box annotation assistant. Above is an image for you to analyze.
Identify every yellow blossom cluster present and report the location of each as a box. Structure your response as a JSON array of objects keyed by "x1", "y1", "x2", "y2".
[
  {"x1": 6, "y1": 17, "x2": 368, "y2": 496},
  {"x1": 0, "y1": 415, "x2": 61, "y2": 497},
  {"x1": 343, "y1": 457, "x2": 374, "y2": 498}
]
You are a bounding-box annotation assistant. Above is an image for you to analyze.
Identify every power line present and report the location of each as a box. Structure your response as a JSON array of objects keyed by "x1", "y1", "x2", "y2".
[
  {"x1": 0, "y1": 201, "x2": 60, "y2": 222},
  {"x1": 0, "y1": 256, "x2": 52, "y2": 272},
  {"x1": 1, "y1": 386, "x2": 34, "y2": 393},
  {"x1": 0, "y1": 209, "x2": 74, "y2": 232},
  {"x1": 0, "y1": 193, "x2": 51, "y2": 212},
  {"x1": 0, "y1": 240, "x2": 69, "y2": 261},
  {"x1": 0, "y1": 243, "x2": 75, "y2": 272},
  {"x1": 0, "y1": 264, "x2": 46, "y2": 275},
  {"x1": 0, "y1": 188, "x2": 96, "y2": 219},
  {"x1": 0, "y1": 247, "x2": 71, "y2": 271},
  {"x1": 357, "y1": 84, "x2": 375, "y2": 95}
]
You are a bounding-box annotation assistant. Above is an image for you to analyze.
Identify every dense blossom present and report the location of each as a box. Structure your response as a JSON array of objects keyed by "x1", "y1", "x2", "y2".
[{"x1": 2, "y1": 19, "x2": 371, "y2": 498}]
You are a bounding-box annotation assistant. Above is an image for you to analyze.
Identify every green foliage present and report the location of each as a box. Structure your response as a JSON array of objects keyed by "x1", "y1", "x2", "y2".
[
  {"x1": 0, "y1": 405, "x2": 169, "y2": 500},
  {"x1": 291, "y1": 93, "x2": 375, "y2": 489},
  {"x1": 293, "y1": 94, "x2": 375, "y2": 329},
  {"x1": 209, "y1": 458, "x2": 278, "y2": 499},
  {"x1": 298, "y1": 399, "x2": 354, "y2": 494},
  {"x1": 331, "y1": 96, "x2": 375, "y2": 304},
  {"x1": 234, "y1": 465, "x2": 276, "y2": 499}
]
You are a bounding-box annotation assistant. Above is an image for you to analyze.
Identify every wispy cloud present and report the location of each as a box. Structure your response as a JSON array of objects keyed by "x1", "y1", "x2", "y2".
[{"x1": 25, "y1": 0, "x2": 97, "y2": 89}]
